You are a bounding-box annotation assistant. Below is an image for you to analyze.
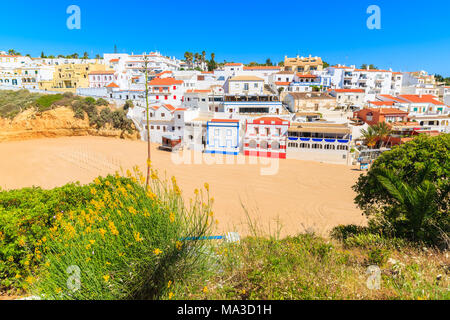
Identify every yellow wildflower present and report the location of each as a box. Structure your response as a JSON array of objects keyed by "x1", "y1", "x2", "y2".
[
  {"x1": 169, "y1": 292, "x2": 174, "y2": 300},
  {"x1": 55, "y1": 287, "x2": 62, "y2": 294},
  {"x1": 169, "y1": 212, "x2": 175, "y2": 223},
  {"x1": 94, "y1": 178, "x2": 101, "y2": 185},
  {"x1": 25, "y1": 276, "x2": 34, "y2": 284},
  {"x1": 103, "y1": 275, "x2": 110, "y2": 283},
  {"x1": 204, "y1": 183, "x2": 210, "y2": 192},
  {"x1": 89, "y1": 240, "x2": 96, "y2": 245},
  {"x1": 7, "y1": 256, "x2": 13, "y2": 262},
  {"x1": 85, "y1": 244, "x2": 92, "y2": 250},
  {"x1": 168, "y1": 281, "x2": 173, "y2": 288},
  {"x1": 202, "y1": 286, "x2": 208, "y2": 293},
  {"x1": 99, "y1": 228, "x2": 107, "y2": 237},
  {"x1": 105, "y1": 181, "x2": 111, "y2": 187},
  {"x1": 134, "y1": 232, "x2": 144, "y2": 242},
  {"x1": 176, "y1": 241, "x2": 183, "y2": 251},
  {"x1": 109, "y1": 222, "x2": 119, "y2": 236},
  {"x1": 153, "y1": 248, "x2": 162, "y2": 255},
  {"x1": 15, "y1": 274, "x2": 21, "y2": 279}
]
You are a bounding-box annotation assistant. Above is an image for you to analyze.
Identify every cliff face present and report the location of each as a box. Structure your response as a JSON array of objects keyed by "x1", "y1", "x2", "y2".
[{"x1": 0, "y1": 107, "x2": 139, "y2": 142}]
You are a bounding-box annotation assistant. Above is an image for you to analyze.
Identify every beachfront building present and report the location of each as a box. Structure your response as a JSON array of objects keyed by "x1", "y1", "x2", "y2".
[
  {"x1": 243, "y1": 117, "x2": 290, "y2": 159},
  {"x1": 283, "y1": 92, "x2": 336, "y2": 112},
  {"x1": 287, "y1": 122, "x2": 352, "y2": 164},
  {"x1": 205, "y1": 119, "x2": 240, "y2": 155},
  {"x1": 283, "y1": 55, "x2": 324, "y2": 73}
]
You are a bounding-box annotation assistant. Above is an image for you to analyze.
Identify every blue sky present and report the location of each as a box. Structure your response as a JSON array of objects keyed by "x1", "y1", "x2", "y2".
[{"x1": 1, "y1": 0, "x2": 449, "y2": 76}]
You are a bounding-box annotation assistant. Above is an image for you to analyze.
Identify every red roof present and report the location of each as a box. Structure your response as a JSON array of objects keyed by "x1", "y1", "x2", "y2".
[
  {"x1": 186, "y1": 89, "x2": 211, "y2": 93},
  {"x1": 251, "y1": 117, "x2": 289, "y2": 125},
  {"x1": 148, "y1": 77, "x2": 183, "y2": 86},
  {"x1": 275, "y1": 82, "x2": 290, "y2": 86},
  {"x1": 377, "y1": 108, "x2": 409, "y2": 115},
  {"x1": 109, "y1": 59, "x2": 119, "y2": 63},
  {"x1": 369, "y1": 101, "x2": 395, "y2": 106},
  {"x1": 398, "y1": 95, "x2": 444, "y2": 105},
  {"x1": 333, "y1": 89, "x2": 364, "y2": 93},
  {"x1": 106, "y1": 82, "x2": 119, "y2": 88},
  {"x1": 296, "y1": 74, "x2": 317, "y2": 78},
  {"x1": 225, "y1": 63, "x2": 242, "y2": 66},
  {"x1": 155, "y1": 71, "x2": 173, "y2": 77}
]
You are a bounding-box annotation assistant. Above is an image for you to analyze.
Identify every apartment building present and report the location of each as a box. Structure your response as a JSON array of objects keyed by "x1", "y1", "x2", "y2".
[
  {"x1": 283, "y1": 55, "x2": 324, "y2": 73},
  {"x1": 205, "y1": 119, "x2": 241, "y2": 155}
]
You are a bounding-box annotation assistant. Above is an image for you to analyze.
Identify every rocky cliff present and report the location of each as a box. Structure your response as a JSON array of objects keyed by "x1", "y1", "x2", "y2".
[{"x1": 0, "y1": 107, "x2": 139, "y2": 142}]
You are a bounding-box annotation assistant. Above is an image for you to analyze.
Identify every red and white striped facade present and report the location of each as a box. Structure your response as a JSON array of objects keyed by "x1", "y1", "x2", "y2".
[{"x1": 244, "y1": 117, "x2": 290, "y2": 159}]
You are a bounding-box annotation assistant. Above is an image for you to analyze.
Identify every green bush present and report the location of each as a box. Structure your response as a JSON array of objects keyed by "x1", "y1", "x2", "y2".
[
  {"x1": 0, "y1": 183, "x2": 93, "y2": 292},
  {"x1": 31, "y1": 168, "x2": 214, "y2": 300},
  {"x1": 353, "y1": 134, "x2": 450, "y2": 245},
  {"x1": 34, "y1": 94, "x2": 64, "y2": 112}
]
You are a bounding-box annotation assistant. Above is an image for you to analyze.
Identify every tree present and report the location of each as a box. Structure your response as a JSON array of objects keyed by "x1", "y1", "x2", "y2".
[
  {"x1": 323, "y1": 61, "x2": 330, "y2": 68},
  {"x1": 265, "y1": 58, "x2": 273, "y2": 66},
  {"x1": 82, "y1": 52, "x2": 89, "y2": 59},
  {"x1": 353, "y1": 134, "x2": 449, "y2": 244},
  {"x1": 278, "y1": 61, "x2": 284, "y2": 67},
  {"x1": 95, "y1": 54, "x2": 101, "y2": 59},
  {"x1": 207, "y1": 53, "x2": 217, "y2": 72},
  {"x1": 72, "y1": 53, "x2": 79, "y2": 59},
  {"x1": 373, "y1": 122, "x2": 392, "y2": 148},
  {"x1": 360, "y1": 126, "x2": 378, "y2": 148},
  {"x1": 41, "y1": 51, "x2": 46, "y2": 59},
  {"x1": 374, "y1": 167, "x2": 440, "y2": 242}
]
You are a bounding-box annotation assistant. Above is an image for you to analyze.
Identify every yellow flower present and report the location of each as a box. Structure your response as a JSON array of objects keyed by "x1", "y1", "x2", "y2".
[
  {"x1": 176, "y1": 241, "x2": 183, "y2": 251},
  {"x1": 55, "y1": 287, "x2": 62, "y2": 294},
  {"x1": 147, "y1": 190, "x2": 156, "y2": 200},
  {"x1": 18, "y1": 238, "x2": 26, "y2": 247},
  {"x1": 118, "y1": 252, "x2": 124, "y2": 257},
  {"x1": 153, "y1": 248, "x2": 162, "y2": 255},
  {"x1": 103, "y1": 275, "x2": 110, "y2": 283},
  {"x1": 134, "y1": 232, "x2": 144, "y2": 242},
  {"x1": 202, "y1": 286, "x2": 208, "y2": 293},
  {"x1": 169, "y1": 212, "x2": 175, "y2": 223},
  {"x1": 147, "y1": 159, "x2": 152, "y2": 167},
  {"x1": 90, "y1": 188, "x2": 97, "y2": 195},
  {"x1": 89, "y1": 240, "x2": 96, "y2": 245},
  {"x1": 25, "y1": 276, "x2": 34, "y2": 284},
  {"x1": 105, "y1": 261, "x2": 111, "y2": 266},
  {"x1": 105, "y1": 181, "x2": 111, "y2": 187},
  {"x1": 169, "y1": 292, "x2": 174, "y2": 300},
  {"x1": 204, "y1": 183, "x2": 210, "y2": 192},
  {"x1": 95, "y1": 178, "x2": 101, "y2": 185},
  {"x1": 85, "y1": 244, "x2": 92, "y2": 250},
  {"x1": 109, "y1": 222, "x2": 119, "y2": 236},
  {"x1": 7, "y1": 256, "x2": 13, "y2": 262},
  {"x1": 41, "y1": 236, "x2": 47, "y2": 243},
  {"x1": 15, "y1": 274, "x2": 21, "y2": 279},
  {"x1": 194, "y1": 189, "x2": 199, "y2": 195},
  {"x1": 168, "y1": 281, "x2": 173, "y2": 288},
  {"x1": 86, "y1": 257, "x2": 91, "y2": 262},
  {"x1": 140, "y1": 176, "x2": 146, "y2": 184},
  {"x1": 99, "y1": 228, "x2": 107, "y2": 237}
]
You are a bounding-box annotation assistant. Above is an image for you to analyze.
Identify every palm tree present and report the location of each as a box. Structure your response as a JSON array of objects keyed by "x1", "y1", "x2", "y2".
[
  {"x1": 361, "y1": 126, "x2": 378, "y2": 149},
  {"x1": 375, "y1": 167, "x2": 438, "y2": 241},
  {"x1": 373, "y1": 122, "x2": 392, "y2": 148}
]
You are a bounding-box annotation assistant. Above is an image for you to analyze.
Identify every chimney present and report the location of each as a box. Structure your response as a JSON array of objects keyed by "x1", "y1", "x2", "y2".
[{"x1": 366, "y1": 65, "x2": 370, "y2": 71}]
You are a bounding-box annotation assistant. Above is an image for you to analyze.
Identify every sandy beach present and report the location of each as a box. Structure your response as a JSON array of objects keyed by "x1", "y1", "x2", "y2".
[{"x1": 0, "y1": 136, "x2": 365, "y2": 237}]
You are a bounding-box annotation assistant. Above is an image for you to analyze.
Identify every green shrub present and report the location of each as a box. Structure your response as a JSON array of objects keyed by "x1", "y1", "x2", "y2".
[
  {"x1": 34, "y1": 94, "x2": 64, "y2": 112},
  {"x1": 32, "y1": 168, "x2": 214, "y2": 300},
  {"x1": 330, "y1": 225, "x2": 369, "y2": 241},
  {"x1": 0, "y1": 183, "x2": 93, "y2": 293},
  {"x1": 367, "y1": 248, "x2": 390, "y2": 266},
  {"x1": 96, "y1": 98, "x2": 109, "y2": 106},
  {"x1": 353, "y1": 134, "x2": 450, "y2": 245}
]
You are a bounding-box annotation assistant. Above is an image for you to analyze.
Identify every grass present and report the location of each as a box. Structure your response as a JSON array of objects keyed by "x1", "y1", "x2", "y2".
[{"x1": 172, "y1": 233, "x2": 449, "y2": 300}]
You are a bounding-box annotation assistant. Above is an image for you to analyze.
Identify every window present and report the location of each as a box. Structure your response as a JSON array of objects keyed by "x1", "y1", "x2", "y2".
[
  {"x1": 177, "y1": 115, "x2": 181, "y2": 119},
  {"x1": 254, "y1": 83, "x2": 258, "y2": 88},
  {"x1": 244, "y1": 83, "x2": 249, "y2": 91}
]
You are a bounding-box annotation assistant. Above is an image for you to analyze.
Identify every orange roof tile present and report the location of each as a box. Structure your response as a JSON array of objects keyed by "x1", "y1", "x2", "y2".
[
  {"x1": 106, "y1": 82, "x2": 119, "y2": 88},
  {"x1": 333, "y1": 89, "x2": 365, "y2": 93},
  {"x1": 148, "y1": 77, "x2": 183, "y2": 86},
  {"x1": 398, "y1": 95, "x2": 444, "y2": 105}
]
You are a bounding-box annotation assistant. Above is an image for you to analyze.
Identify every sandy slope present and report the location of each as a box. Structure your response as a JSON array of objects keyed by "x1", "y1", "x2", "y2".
[{"x1": 0, "y1": 137, "x2": 365, "y2": 237}]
